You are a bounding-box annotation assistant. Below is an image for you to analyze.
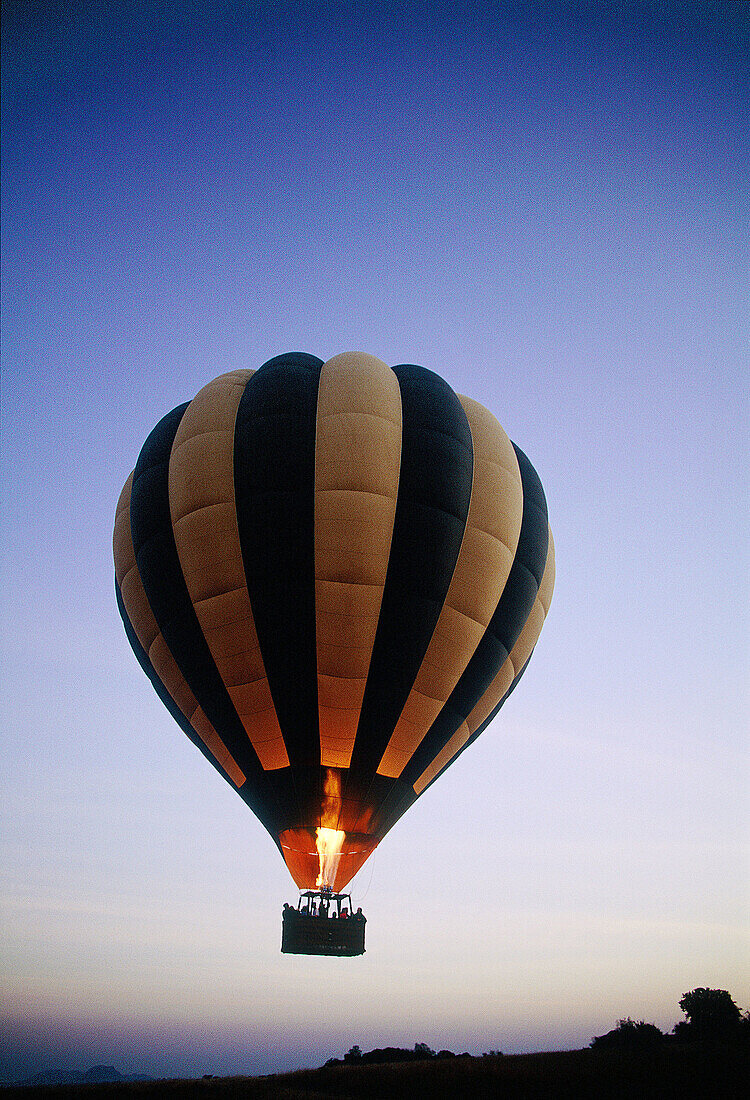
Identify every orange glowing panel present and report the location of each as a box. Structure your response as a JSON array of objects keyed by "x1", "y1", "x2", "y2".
[{"x1": 279, "y1": 828, "x2": 379, "y2": 892}]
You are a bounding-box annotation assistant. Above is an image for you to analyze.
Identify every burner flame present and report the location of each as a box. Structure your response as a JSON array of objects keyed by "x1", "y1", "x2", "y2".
[
  {"x1": 315, "y1": 826, "x2": 346, "y2": 888},
  {"x1": 316, "y1": 769, "x2": 345, "y2": 888}
]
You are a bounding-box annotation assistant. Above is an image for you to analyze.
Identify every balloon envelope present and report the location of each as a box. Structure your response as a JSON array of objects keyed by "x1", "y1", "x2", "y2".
[{"x1": 114, "y1": 352, "x2": 554, "y2": 890}]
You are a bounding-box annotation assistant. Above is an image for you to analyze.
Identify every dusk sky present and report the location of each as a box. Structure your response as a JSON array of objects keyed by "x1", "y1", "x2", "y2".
[{"x1": 1, "y1": 0, "x2": 748, "y2": 1084}]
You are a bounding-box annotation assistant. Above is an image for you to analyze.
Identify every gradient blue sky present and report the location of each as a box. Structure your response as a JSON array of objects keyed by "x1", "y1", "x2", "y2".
[{"x1": 1, "y1": 0, "x2": 748, "y2": 1083}]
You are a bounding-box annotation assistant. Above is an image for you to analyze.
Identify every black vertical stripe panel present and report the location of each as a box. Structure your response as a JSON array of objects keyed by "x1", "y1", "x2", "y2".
[
  {"x1": 233, "y1": 353, "x2": 324, "y2": 771},
  {"x1": 129, "y1": 403, "x2": 278, "y2": 834},
  {"x1": 116, "y1": 580, "x2": 281, "y2": 841},
  {"x1": 468, "y1": 652, "x2": 534, "y2": 747},
  {"x1": 347, "y1": 364, "x2": 474, "y2": 782},
  {"x1": 416, "y1": 653, "x2": 536, "y2": 803},
  {"x1": 398, "y1": 442, "x2": 549, "y2": 788},
  {"x1": 376, "y1": 655, "x2": 535, "y2": 832},
  {"x1": 115, "y1": 582, "x2": 222, "y2": 779},
  {"x1": 369, "y1": 778, "x2": 418, "y2": 840}
]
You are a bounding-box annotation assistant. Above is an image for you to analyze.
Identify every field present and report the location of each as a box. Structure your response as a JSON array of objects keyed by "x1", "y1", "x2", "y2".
[{"x1": 3, "y1": 1044, "x2": 748, "y2": 1100}]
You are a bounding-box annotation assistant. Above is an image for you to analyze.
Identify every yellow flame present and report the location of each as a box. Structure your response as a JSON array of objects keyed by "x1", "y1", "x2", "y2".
[
  {"x1": 316, "y1": 826, "x2": 346, "y2": 888},
  {"x1": 316, "y1": 769, "x2": 345, "y2": 888}
]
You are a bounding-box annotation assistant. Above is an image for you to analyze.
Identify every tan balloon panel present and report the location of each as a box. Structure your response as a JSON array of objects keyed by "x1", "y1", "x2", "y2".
[
  {"x1": 376, "y1": 394, "x2": 524, "y2": 779},
  {"x1": 313, "y1": 352, "x2": 403, "y2": 769},
  {"x1": 113, "y1": 474, "x2": 246, "y2": 787},
  {"x1": 168, "y1": 370, "x2": 290, "y2": 772},
  {"x1": 412, "y1": 525, "x2": 556, "y2": 795}
]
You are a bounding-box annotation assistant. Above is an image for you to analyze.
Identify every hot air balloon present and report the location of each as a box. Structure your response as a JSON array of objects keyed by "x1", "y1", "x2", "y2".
[{"x1": 114, "y1": 352, "x2": 554, "y2": 956}]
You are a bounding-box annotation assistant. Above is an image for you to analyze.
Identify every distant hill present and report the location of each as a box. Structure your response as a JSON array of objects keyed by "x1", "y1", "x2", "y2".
[{"x1": 7, "y1": 1064, "x2": 150, "y2": 1089}]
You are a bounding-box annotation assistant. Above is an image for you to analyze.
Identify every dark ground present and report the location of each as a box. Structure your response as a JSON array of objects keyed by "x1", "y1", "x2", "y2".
[{"x1": 3, "y1": 1044, "x2": 748, "y2": 1100}]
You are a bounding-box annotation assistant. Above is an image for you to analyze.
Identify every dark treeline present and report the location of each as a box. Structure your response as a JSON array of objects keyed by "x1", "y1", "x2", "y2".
[
  {"x1": 591, "y1": 988, "x2": 749, "y2": 1050},
  {"x1": 325, "y1": 1042, "x2": 465, "y2": 1067},
  {"x1": 323, "y1": 988, "x2": 749, "y2": 1068}
]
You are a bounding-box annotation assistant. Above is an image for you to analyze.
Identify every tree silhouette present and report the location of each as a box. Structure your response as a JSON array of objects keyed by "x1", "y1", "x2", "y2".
[
  {"x1": 676, "y1": 988, "x2": 742, "y2": 1040},
  {"x1": 413, "y1": 1042, "x2": 435, "y2": 1058},
  {"x1": 591, "y1": 1018, "x2": 664, "y2": 1050}
]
